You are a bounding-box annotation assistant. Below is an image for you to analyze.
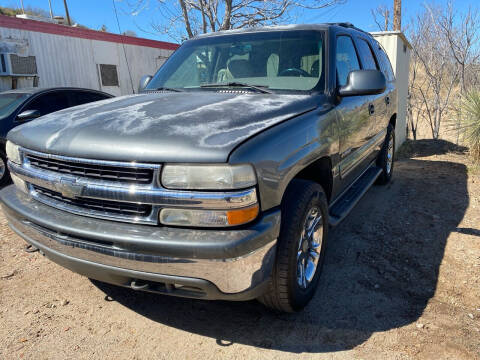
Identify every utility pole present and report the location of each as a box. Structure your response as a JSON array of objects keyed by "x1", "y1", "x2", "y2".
[
  {"x1": 63, "y1": 0, "x2": 72, "y2": 26},
  {"x1": 48, "y1": 0, "x2": 54, "y2": 20},
  {"x1": 385, "y1": 8, "x2": 390, "y2": 31},
  {"x1": 393, "y1": 0, "x2": 401, "y2": 31}
]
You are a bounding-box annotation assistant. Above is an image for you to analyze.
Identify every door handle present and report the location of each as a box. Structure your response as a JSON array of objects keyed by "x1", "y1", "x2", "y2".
[
  {"x1": 368, "y1": 104, "x2": 375, "y2": 115},
  {"x1": 385, "y1": 96, "x2": 391, "y2": 105}
]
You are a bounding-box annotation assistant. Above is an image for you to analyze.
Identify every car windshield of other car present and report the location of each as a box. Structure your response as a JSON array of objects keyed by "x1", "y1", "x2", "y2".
[
  {"x1": 0, "y1": 93, "x2": 31, "y2": 119},
  {"x1": 146, "y1": 30, "x2": 325, "y2": 93}
]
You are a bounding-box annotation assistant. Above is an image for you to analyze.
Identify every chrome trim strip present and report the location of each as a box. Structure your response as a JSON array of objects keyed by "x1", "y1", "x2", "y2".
[
  {"x1": 22, "y1": 148, "x2": 161, "y2": 170},
  {"x1": 8, "y1": 215, "x2": 276, "y2": 293}
]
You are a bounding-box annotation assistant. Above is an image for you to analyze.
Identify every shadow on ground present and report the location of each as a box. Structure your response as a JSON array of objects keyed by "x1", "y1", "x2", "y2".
[
  {"x1": 397, "y1": 139, "x2": 468, "y2": 159},
  {"x1": 94, "y1": 140, "x2": 469, "y2": 353}
]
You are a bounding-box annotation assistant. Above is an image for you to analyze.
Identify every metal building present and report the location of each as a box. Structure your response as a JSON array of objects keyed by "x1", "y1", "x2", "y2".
[{"x1": 0, "y1": 15, "x2": 178, "y2": 95}]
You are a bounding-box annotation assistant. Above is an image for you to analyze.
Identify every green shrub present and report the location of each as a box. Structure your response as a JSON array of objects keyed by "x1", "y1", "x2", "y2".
[{"x1": 461, "y1": 90, "x2": 480, "y2": 162}]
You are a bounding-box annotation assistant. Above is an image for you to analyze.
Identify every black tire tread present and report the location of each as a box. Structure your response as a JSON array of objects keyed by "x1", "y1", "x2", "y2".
[
  {"x1": 258, "y1": 179, "x2": 328, "y2": 312},
  {"x1": 0, "y1": 151, "x2": 10, "y2": 187}
]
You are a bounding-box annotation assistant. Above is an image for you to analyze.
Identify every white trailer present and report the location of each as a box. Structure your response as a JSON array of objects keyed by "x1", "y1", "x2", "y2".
[{"x1": 0, "y1": 15, "x2": 178, "y2": 96}]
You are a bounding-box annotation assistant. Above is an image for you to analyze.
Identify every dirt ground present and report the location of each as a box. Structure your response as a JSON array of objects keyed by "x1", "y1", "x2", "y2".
[{"x1": 1, "y1": 139, "x2": 479, "y2": 360}]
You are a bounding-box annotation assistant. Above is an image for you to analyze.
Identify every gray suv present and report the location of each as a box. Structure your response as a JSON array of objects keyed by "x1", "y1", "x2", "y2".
[{"x1": 0, "y1": 23, "x2": 397, "y2": 312}]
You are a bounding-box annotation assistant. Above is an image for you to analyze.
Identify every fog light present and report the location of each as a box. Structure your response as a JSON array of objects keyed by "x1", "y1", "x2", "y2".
[{"x1": 159, "y1": 204, "x2": 259, "y2": 227}]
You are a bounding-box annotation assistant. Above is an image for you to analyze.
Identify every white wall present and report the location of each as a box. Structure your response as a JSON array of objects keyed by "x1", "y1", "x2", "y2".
[
  {"x1": 372, "y1": 32, "x2": 411, "y2": 149},
  {"x1": 0, "y1": 27, "x2": 175, "y2": 95}
]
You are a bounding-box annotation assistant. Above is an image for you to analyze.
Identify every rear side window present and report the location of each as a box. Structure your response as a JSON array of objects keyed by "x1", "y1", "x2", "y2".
[
  {"x1": 336, "y1": 36, "x2": 360, "y2": 87},
  {"x1": 356, "y1": 39, "x2": 378, "y2": 70},
  {"x1": 70, "y1": 91, "x2": 110, "y2": 106},
  {"x1": 22, "y1": 91, "x2": 71, "y2": 116},
  {"x1": 375, "y1": 43, "x2": 395, "y2": 81}
]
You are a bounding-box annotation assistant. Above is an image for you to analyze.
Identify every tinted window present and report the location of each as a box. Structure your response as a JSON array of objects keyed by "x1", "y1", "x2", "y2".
[
  {"x1": 23, "y1": 91, "x2": 71, "y2": 116},
  {"x1": 357, "y1": 39, "x2": 378, "y2": 70},
  {"x1": 0, "y1": 93, "x2": 30, "y2": 119},
  {"x1": 147, "y1": 30, "x2": 325, "y2": 92},
  {"x1": 336, "y1": 36, "x2": 360, "y2": 87},
  {"x1": 71, "y1": 91, "x2": 110, "y2": 106},
  {"x1": 375, "y1": 44, "x2": 395, "y2": 81}
]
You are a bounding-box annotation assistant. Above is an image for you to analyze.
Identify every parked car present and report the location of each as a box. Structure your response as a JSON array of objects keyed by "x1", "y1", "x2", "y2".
[
  {"x1": 0, "y1": 23, "x2": 397, "y2": 312},
  {"x1": 0, "y1": 87, "x2": 113, "y2": 186}
]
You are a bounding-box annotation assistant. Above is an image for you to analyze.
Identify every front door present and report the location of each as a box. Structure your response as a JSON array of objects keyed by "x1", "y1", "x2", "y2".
[{"x1": 335, "y1": 35, "x2": 375, "y2": 190}]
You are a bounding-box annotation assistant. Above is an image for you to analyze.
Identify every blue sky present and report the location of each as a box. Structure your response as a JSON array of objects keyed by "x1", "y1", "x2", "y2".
[{"x1": 1, "y1": 0, "x2": 477, "y2": 43}]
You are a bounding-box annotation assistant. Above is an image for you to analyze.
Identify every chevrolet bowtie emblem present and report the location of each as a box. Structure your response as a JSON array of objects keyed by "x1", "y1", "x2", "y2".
[{"x1": 56, "y1": 177, "x2": 84, "y2": 199}]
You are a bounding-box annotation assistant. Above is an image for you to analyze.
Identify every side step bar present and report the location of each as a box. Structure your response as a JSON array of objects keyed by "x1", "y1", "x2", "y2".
[{"x1": 329, "y1": 166, "x2": 383, "y2": 227}]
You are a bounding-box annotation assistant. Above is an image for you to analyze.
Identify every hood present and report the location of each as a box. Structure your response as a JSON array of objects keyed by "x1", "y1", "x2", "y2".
[{"x1": 8, "y1": 92, "x2": 319, "y2": 163}]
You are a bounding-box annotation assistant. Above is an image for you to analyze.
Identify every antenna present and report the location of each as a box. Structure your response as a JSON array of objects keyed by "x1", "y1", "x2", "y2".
[
  {"x1": 63, "y1": 0, "x2": 72, "y2": 26},
  {"x1": 48, "y1": 0, "x2": 54, "y2": 20},
  {"x1": 112, "y1": 0, "x2": 135, "y2": 94}
]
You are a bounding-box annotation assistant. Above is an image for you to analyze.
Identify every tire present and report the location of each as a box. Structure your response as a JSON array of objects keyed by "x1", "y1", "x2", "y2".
[
  {"x1": 376, "y1": 124, "x2": 395, "y2": 185},
  {"x1": 258, "y1": 179, "x2": 329, "y2": 312},
  {"x1": 0, "y1": 151, "x2": 10, "y2": 187}
]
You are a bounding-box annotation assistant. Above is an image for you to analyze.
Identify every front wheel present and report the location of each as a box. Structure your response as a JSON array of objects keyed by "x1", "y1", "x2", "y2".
[{"x1": 258, "y1": 179, "x2": 329, "y2": 312}]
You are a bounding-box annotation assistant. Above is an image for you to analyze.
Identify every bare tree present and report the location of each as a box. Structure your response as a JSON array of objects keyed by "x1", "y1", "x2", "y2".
[
  {"x1": 438, "y1": 2, "x2": 480, "y2": 94},
  {"x1": 409, "y1": 4, "x2": 460, "y2": 139},
  {"x1": 371, "y1": 4, "x2": 392, "y2": 31},
  {"x1": 127, "y1": 0, "x2": 345, "y2": 41}
]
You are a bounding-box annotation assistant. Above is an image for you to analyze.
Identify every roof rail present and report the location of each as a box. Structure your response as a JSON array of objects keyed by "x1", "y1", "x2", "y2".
[{"x1": 326, "y1": 22, "x2": 371, "y2": 36}]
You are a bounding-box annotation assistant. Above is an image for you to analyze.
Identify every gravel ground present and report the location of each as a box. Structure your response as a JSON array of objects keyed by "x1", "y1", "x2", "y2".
[{"x1": 1, "y1": 139, "x2": 479, "y2": 359}]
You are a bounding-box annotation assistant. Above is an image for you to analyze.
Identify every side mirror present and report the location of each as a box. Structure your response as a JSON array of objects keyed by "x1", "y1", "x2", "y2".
[
  {"x1": 138, "y1": 75, "x2": 152, "y2": 93},
  {"x1": 17, "y1": 109, "x2": 41, "y2": 122},
  {"x1": 338, "y1": 70, "x2": 386, "y2": 97}
]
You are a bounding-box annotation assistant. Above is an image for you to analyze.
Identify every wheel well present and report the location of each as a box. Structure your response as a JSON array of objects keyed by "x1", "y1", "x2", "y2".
[
  {"x1": 389, "y1": 113, "x2": 397, "y2": 128},
  {"x1": 292, "y1": 157, "x2": 333, "y2": 203}
]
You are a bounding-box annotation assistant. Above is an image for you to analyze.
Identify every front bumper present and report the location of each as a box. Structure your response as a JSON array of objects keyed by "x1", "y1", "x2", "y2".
[{"x1": 0, "y1": 185, "x2": 280, "y2": 300}]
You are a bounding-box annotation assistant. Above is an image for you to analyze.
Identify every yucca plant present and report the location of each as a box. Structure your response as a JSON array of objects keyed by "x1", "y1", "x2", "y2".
[{"x1": 461, "y1": 90, "x2": 480, "y2": 162}]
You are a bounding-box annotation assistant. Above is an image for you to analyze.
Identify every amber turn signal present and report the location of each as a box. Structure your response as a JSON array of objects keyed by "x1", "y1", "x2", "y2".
[{"x1": 226, "y1": 204, "x2": 259, "y2": 226}]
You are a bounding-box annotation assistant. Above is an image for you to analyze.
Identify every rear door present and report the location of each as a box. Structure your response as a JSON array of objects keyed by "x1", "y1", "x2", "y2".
[
  {"x1": 374, "y1": 42, "x2": 396, "y2": 135},
  {"x1": 335, "y1": 34, "x2": 375, "y2": 186},
  {"x1": 354, "y1": 36, "x2": 387, "y2": 160}
]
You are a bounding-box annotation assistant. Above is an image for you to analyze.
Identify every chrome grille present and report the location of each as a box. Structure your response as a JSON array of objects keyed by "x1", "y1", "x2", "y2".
[
  {"x1": 10, "y1": 148, "x2": 257, "y2": 226},
  {"x1": 26, "y1": 153, "x2": 154, "y2": 185},
  {"x1": 33, "y1": 185, "x2": 152, "y2": 218}
]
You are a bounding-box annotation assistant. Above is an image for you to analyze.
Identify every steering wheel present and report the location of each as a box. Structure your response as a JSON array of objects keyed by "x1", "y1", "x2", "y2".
[{"x1": 279, "y1": 68, "x2": 310, "y2": 77}]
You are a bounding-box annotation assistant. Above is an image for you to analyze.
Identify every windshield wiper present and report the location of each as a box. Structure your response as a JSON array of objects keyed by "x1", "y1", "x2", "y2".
[
  {"x1": 200, "y1": 82, "x2": 272, "y2": 94},
  {"x1": 150, "y1": 87, "x2": 184, "y2": 92}
]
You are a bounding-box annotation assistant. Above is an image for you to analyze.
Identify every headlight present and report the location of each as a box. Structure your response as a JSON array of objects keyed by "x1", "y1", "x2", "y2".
[
  {"x1": 159, "y1": 204, "x2": 259, "y2": 227},
  {"x1": 6, "y1": 141, "x2": 21, "y2": 165},
  {"x1": 161, "y1": 164, "x2": 256, "y2": 190}
]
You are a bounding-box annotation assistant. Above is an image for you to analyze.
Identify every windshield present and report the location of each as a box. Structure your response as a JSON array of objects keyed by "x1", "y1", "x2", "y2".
[
  {"x1": 0, "y1": 93, "x2": 31, "y2": 119},
  {"x1": 146, "y1": 30, "x2": 325, "y2": 93}
]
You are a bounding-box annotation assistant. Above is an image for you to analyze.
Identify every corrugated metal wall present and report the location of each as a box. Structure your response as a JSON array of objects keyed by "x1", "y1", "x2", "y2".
[{"x1": 0, "y1": 26, "x2": 174, "y2": 95}]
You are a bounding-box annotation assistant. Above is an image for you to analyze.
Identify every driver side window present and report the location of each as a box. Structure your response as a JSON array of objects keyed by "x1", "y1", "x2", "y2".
[{"x1": 336, "y1": 36, "x2": 360, "y2": 87}]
